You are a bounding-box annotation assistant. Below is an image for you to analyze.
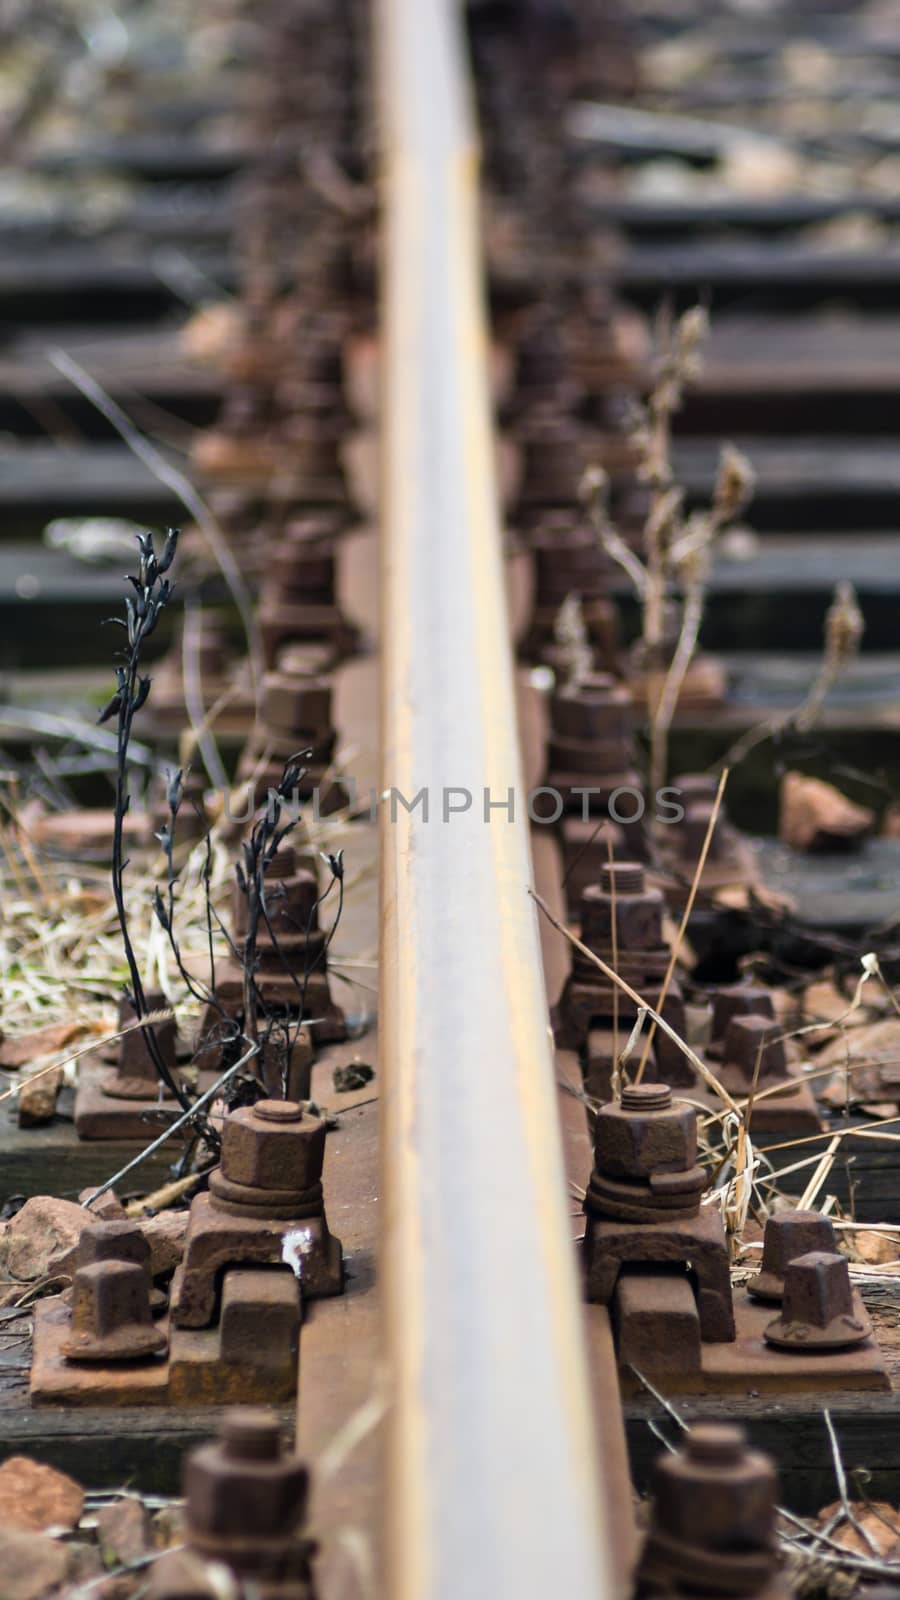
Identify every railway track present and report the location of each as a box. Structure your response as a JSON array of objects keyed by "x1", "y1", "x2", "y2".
[{"x1": 6, "y1": 1, "x2": 900, "y2": 1597}]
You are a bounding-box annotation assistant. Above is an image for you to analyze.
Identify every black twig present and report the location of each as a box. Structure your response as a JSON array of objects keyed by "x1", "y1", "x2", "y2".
[{"x1": 102, "y1": 529, "x2": 191, "y2": 1113}]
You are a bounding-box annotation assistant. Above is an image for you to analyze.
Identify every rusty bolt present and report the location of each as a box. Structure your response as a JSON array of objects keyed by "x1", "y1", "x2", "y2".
[
  {"x1": 711, "y1": 984, "x2": 775, "y2": 1045},
  {"x1": 63, "y1": 1259, "x2": 167, "y2": 1363},
  {"x1": 261, "y1": 673, "x2": 332, "y2": 737},
  {"x1": 748, "y1": 1211, "x2": 838, "y2": 1301},
  {"x1": 232, "y1": 853, "x2": 319, "y2": 939},
  {"x1": 219, "y1": 1100, "x2": 326, "y2": 1193},
  {"x1": 580, "y1": 864, "x2": 663, "y2": 952},
  {"x1": 594, "y1": 1083, "x2": 696, "y2": 1181},
  {"x1": 77, "y1": 1220, "x2": 153, "y2": 1289},
  {"x1": 532, "y1": 518, "x2": 612, "y2": 601},
  {"x1": 116, "y1": 992, "x2": 177, "y2": 1079},
  {"x1": 679, "y1": 800, "x2": 724, "y2": 862},
  {"x1": 551, "y1": 674, "x2": 632, "y2": 743},
  {"x1": 190, "y1": 614, "x2": 231, "y2": 674},
  {"x1": 270, "y1": 547, "x2": 335, "y2": 597},
  {"x1": 722, "y1": 1015, "x2": 787, "y2": 1084},
  {"x1": 764, "y1": 1251, "x2": 872, "y2": 1351},
  {"x1": 652, "y1": 1424, "x2": 778, "y2": 1552},
  {"x1": 185, "y1": 1408, "x2": 309, "y2": 1552}
]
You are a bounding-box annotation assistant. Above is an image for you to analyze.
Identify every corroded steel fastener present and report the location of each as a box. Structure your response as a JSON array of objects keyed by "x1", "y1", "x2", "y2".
[
  {"x1": 721, "y1": 1014, "x2": 788, "y2": 1087},
  {"x1": 584, "y1": 1087, "x2": 735, "y2": 1343},
  {"x1": 747, "y1": 1211, "x2": 838, "y2": 1302},
  {"x1": 101, "y1": 991, "x2": 179, "y2": 1101},
  {"x1": 638, "y1": 1424, "x2": 782, "y2": 1599},
  {"x1": 256, "y1": 511, "x2": 355, "y2": 668},
  {"x1": 260, "y1": 673, "x2": 333, "y2": 743},
  {"x1": 565, "y1": 865, "x2": 671, "y2": 1006},
  {"x1": 579, "y1": 864, "x2": 663, "y2": 953},
  {"x1": 709, "y1": 983, "x2": 775, "y2": 1054},
  {"x1": 555, "y1": 863, "x2": 691, "y2": 1085},
  {"x1": 232, "y1": 847, "x2": 321, "y2": 948},
  {"x1": 531, "y1": 517, "x2": 614, "y2": 606},
  {"x1": 173, "y1": 1099, "x2": 343, "y2": 1328},
  {"x1": 665, "y1": 774, "x2": 749, "y2": 879},
  {"x1": 588, "y1": 1084, "x2": 708, "y2": 1224},
  {"x1": 147, "y1": 1409, "x2": 317, "y2": 1599},
  {"x1": 525, "y1": 515, "x2": 620, "y2": 671},
  {"x1": 548, "y1": 674, "x2": 636, "y2": 780},
  {"x1": 62, "y1": 1222, "x2": 167, "y2": 1364},
  {"x1": 764, "y1": 1251, "x2": 872, "y2": 1352},
  {"x1": 75, "y1": 1218, "x2": 154, "y2": 1290},
  {"x1": 265, "y1": 517, "x2": 340, "y2": 600},
  {"x1": 209, "y1": 1099, "x2": 326, "y2": 1219},
  {"x1": 211, "y1": 842, "x2": 346, "y2": 1052}
]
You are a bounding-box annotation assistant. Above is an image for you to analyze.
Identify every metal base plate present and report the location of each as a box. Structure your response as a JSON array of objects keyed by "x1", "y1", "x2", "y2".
[
  {"x1": 610, "y1": 1288, "x2": 889, "y2": 1396},
  {"x1": 30, "y1": 1299, "x2": 169, "y2": 1407}
]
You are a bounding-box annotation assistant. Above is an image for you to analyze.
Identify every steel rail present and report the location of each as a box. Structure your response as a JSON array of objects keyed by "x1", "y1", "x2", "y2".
[{"x1": 377, "y1": 3, "x2": 618, "y2": 1597}]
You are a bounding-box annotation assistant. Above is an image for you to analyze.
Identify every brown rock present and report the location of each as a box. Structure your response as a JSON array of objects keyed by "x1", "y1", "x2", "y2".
[
  {"x1": 30, "y1": 807, "x2": 151, "y2": 857},
  {"x1": 78, "y1": 1188, "x2": 127, "y2": 1220},
  {"x1": 140, "y1": 1210, "x2": 189, "y2": 1278},
  {"x1": 798, "y1": 980, "x2": 878, "y2": 1031},
  {"x1": 17, "y1": 1069, "x2": 62, "y2": 1128},
  {"x1": 817, "y1": 1018, "x2": 900, "y2": 1070},
  {"x1": 0, "y1": 1022, "x2": 88, "y2": 1071},
  {"x1": 0, "y1": 1529, "x2": 69, "y2": 1600},
  {"x1": 816, "y1": 1501, "x2": 900, "y2": 1560},
  {"x1": 851, "y1": 1229, "x2": 900, "y2": 1267},
  {"x1": 3, "y1": 1197, "x2": 92, "y2": 1285},
  {"x1": 779, "y1": 772, "x2": 874, "y2": 853},
  {"x1": 0, "y1": 1457, "x2": 84, "y2": 1533},
  {"x1": 817, "y1": 1018, "x2": 900, "y2": 1108},
  {"x1": 97, "y1": 1499, "x2": 155, "y2": 1566}
]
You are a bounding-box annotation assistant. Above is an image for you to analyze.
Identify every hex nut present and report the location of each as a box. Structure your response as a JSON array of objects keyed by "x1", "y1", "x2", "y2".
[
  {"x1": 711, "y1": 983, "x2": 774, "y2": 1043},
  {"x1": 580, "y1": 874, "x2": 663, "y2": 952},
  {"x1": 185, "y1": 1409, "x2": 308, "y2": 1543},
  {"x1": 723, "y1": 1015, "x2": 787, "y2": 1083},
  {"x1": 749, "y1": 1211, "x2": 838, "y2": 1300},
  {"x1": 261, "y1": 673, "x2": 332, "y2": 735},
  {"x1": 220, "y1": 1102, "x2": 326, "y2": 1192},
  {"x1": 594, "y1": 1087, "x2": 696, "y2": 1180},
  {"x1": 653, "y1": 1424, "x2": 778, "y2": 1550},
  {"x1": 551, "y1": 674, "x2": 633, "y2": 742}
]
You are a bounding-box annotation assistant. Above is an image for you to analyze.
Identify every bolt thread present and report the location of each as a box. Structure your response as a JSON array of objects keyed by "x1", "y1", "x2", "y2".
[
  {"x1": 621, "y1": 1083, "x2": 671, "y2": 1113},
  {"x1": 255, "y1": 1099, "x2": 304, "y2": 1123},
  {"x1": 686, "y1": 1424, "x2": 745, "y2": 1466},
  {"x1": 222, "y1": 1409, "x2": 282, "y2": 1461},
  {"x1": 600, "y1": 862, "x2": 644, "y2": 895}
]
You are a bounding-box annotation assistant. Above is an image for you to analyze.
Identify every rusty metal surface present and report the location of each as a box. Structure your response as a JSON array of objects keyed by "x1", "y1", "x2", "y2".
[
  {"x1": 748, "y1": 1212, "x2": 839, "y2": 1303},
  {"x1": 764, "y1": 1252, "x2": 873, "y2": 1352},
  {"x1": 296, "y1": 1080, "x2": 381, "y2": 1600},
  {"x1": 148, "y1": 1410, "x2": 316, "y2": 1600},
  {"x1": 174, "y1": 1193, "x2": 342, "y2": 1329},
  {"x1": 613, "y1": 1285, "x2": 890, "y2": 1397},
  {"x1": 169, "y1": 1269, "x2": 302, "y2": 1406},
  {"x1": 378, "y1": 2, "x2": 616, "y2": 1596},
  {"x1": 585, "y1": 1088, "x2": 735, "y2": 1344},
  {"x1": 555, "y1": 872, "x2": 691, "y2": 1084},
  {"x1": 30, "y1": 1296, "x2": 170, "y2": 1407},
  {"x1": 637, "y1": 1425, "x2": 786, "y2": 1600},
  {"x1": 614, "y1": 1272, "x2": 702, "y2": 1376}
]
